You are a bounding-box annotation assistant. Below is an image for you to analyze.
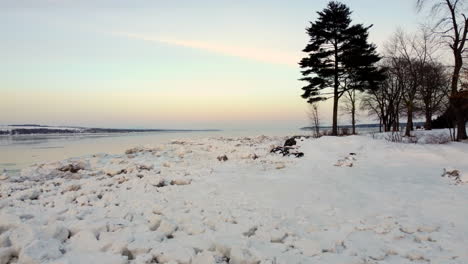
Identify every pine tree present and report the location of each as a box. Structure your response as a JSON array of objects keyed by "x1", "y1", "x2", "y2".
[{"x1": 299, "y1": 1, "x2": 383, "y2": 135}]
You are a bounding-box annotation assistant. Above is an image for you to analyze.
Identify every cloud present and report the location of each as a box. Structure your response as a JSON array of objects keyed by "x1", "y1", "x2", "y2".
[{"x1": 113, "y1": 32, "x2": 299, "y2": 66}]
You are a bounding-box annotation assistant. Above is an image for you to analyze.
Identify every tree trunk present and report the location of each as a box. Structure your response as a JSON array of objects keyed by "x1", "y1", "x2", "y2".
[
  {"x1": 396, "y1": 111, "x2": 400, "y2": 131},
  {"x1": 332, "y1": 45, "x2": 339, "y2": 136},
  {"x1": 351, "y1": 107, "x2": 356, "y2": 135},
  {"x1": 451, "y1": 54, "x2": 467, "y2": 140},
  {"x1": 392, "y1": 115, "x2": 398, "y2": 132},
  {"x1": 383, "y1": 115, "x2": 390, "y2": 132},
  {"x1": 405, "y1": 104, "x2": 413, "y2": 137},
  {"x1": 424, "y1": 110, "x2": 432, "y2": 130},
  {"x1": 456, "y1": 117, "x2": 467, "y2": 140},
  {"x1": 450, "y1": 54, "x2": 462, "y2": 95},
  {"x1": 332, "y1": 94, "x2": 338, "y2": 136}
]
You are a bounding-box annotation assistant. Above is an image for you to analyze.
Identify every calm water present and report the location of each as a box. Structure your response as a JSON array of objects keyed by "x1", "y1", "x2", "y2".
[{"x1": 0, "y1": 129, "x2": 304, "y2": 174}]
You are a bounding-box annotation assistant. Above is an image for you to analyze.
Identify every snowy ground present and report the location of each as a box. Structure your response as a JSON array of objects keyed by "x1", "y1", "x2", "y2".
[{"x1": 0, "y1": 134, "x2": 467, "y2": 264}]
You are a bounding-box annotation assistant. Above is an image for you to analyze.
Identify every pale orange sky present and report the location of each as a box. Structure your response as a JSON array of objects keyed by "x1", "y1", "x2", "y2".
[{"x1": 0, "y1": 0, "x2": 421, "y2": 129}]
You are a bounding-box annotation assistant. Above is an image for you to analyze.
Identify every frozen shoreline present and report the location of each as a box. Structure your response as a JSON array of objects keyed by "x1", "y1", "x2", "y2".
[{"x1": 0, "y1": 134, "x2": 468, "y2": 263}]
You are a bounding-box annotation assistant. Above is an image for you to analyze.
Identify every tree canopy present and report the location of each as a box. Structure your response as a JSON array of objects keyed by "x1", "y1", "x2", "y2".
[{"x1": 299, "y1": 1, "x2": 383, "y2": 135}]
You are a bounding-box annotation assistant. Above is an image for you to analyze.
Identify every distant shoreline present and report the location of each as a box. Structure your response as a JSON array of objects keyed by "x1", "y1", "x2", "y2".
[{"x1": 0, "y1": 125, "x2": 221, "y2": 136}]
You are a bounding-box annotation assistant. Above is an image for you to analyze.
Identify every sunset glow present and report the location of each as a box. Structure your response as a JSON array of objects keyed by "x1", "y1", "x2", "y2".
[{"x1": 1, "y1": 0, "x2": 420, "y2": 129}]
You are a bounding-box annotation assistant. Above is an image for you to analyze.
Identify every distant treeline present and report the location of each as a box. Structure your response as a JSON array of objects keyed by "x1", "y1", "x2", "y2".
[
  {"x1": 301, "y1": 122, "x2": 425, "y2": 131},
  {"x1": 0, "y1": 127, "x2": 221, "y2": 135}
]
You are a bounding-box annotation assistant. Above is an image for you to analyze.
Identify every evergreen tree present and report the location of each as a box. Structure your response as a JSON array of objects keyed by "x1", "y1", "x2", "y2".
[{"x1": 299, "y1": 1, "x2": 383, "y2": 135}]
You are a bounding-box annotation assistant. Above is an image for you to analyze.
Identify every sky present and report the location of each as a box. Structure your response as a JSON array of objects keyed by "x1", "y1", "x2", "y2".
[{"x1": 0, "y1": 0, "x2": 425, "y2": 129}]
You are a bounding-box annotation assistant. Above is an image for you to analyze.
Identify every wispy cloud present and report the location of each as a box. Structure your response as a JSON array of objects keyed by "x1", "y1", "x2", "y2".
[{"x1": 113, "y1": 32, "x2": 299, "y2": 66}]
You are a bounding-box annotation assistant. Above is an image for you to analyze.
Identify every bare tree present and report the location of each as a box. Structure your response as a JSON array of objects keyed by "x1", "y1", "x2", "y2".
[
  {"x1": 307, "y1": 103, "x2": 321, "y2": 138},
  {"x1": 362, "y1": 28, "x2": 446, "y2": 134},
  {"x1": 340, "y1": 89, "x2": 358, "y2": 134},
  {"x1": 386, "y1": 29, "x2": 435, "y2": 136},
  {"x1": 361, "y1": 90, "x2": 385, "y2": 132},
  {"x1": 417, "y1": 0, "x2": 468, "y2": 139},
  {"x1": 418, "y1": 61, "x2": 451, "y2": 129},
  {"x1": 384, "y1": 61, "x2": 405, "y2": 132},
  {"x1": 361, "y1": 62, "x2": 404, "y2": 133}
]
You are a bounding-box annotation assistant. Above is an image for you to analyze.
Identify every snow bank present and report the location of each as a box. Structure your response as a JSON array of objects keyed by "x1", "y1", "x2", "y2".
[
  {"x1": 369, "y1": 129, "x2": 453, "y2": 144},
  {"x1": 0, "y1": 134, "x2": 467, "y2": 263}
]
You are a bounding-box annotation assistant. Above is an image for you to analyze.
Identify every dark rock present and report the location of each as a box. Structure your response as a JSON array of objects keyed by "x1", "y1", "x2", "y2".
[
  {"x1": 217, "y1": 155, "x2": 228, "y2": 162},
  {"x1": 271, "y1": 146, "x2": 291, "y2": 156},
  {"x1": 284, "y1": 137, "x2": 297, "y2": 147},
  {"x1": 270, "y1": 146, "x2": 304, "y2": 158},
  {"x1": 291, "y1": 152, "x2": 304, "y2": 158},
  {"x1": 58, "y1": 163, "x2": 84, "y2": 173}
]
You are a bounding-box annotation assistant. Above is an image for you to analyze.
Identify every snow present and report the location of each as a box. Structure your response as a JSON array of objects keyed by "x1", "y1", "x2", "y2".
[
  {"x1": 369, "y1": 129, "x2": 454, "y2": 144},
  {"x1": 0, "y1": 133, "x2": 467, "y2": 263}
]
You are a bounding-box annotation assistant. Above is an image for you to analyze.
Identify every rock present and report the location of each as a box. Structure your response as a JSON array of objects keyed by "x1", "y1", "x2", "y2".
[
  {"x1": 284, "y1": 137, "x2": 297, "y2": 147},
  {"x1": 275, "y1": 163, "x2": 286, "y2": 170},
  {"x1": 290, "y1": 152, "x2": 304, "y2": 158},
  {"x1": 170, "y1": 179, "x2": 191, "y2": 186},
  {"x1": 58, "y1": 161, "x2": 86, "y2": 173},
  {"x1": 125, "y1": 147, "x2": 144, "y2": 155},
  {"x1": 442, "y1": 168, "x2": 467, "y2": 184},
  {"x1": 0, "y1": 175, "x2": 9, "y2": 181},
  {"x1": 63, "y1": 184, "x2": 81, "y2": 193},
  {"x1": 270, "y1": 146, "x2": 290, "y2": 156},
  {"x1": 105, "y1": 166, "x2": 127, "y2": 177},
  {"x1": 19, "y1": 239, "x2": 63, "y2": 264},
  {"x1": 270, "y1": 146, "x2": 304, "y2": 158},
  {"x1": 250, "y1": 154, "x2": 259, "y2": 160},
  {"x1": 242, "y1": 226, "x2": 258, "y2": 237},
  {"x1": 241, "y1": 154, "x2": 259, "y2": 160},
  {"x1": 442, "y1": 168, "x2": 460, "y2": 177},
  {"x1": 217, "y1": 155, "x2": 228, "y2": 162},
  {"x1": 137, "y1": 163, "x2": 154, "y2": 171}
]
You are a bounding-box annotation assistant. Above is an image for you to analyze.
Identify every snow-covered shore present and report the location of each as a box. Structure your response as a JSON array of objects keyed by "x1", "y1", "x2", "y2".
[{"x1": 1, "y1": 134, "x2": 467, "y2": 264}]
